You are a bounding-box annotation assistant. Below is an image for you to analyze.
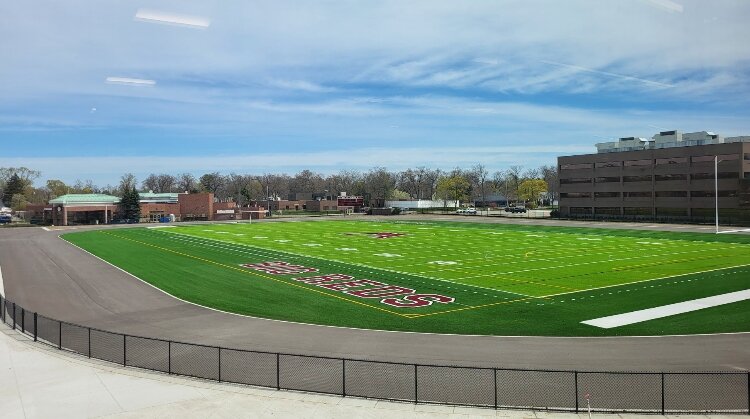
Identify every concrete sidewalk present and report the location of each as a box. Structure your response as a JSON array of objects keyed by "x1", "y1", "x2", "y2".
[{"x1": 0, "y1": 325, "x2": 731, "y2": 419}]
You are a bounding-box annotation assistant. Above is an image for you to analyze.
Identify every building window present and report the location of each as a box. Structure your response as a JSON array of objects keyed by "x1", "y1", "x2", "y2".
[
  {"x1": 692, "y1": 190, "x2": 738, "y2": 198},
  {"x1": 594, "y1": 192, "x2": 620, "y2": 198},
  {"x1": 655, "y1": 191, "x2": 688, "y2": 198},
  {"x1": 595, "y1": 161, "x2": 622, "y2": 168},
  {"x1": 655, "y1": 174, "x2": 687, "y2": 181},
  {"x1": 623, "y1": 175, "x2": 652, "y2": 182},
  {"x1": 655, "y1": 157, "x2": 688, "y2": 165},
  {"x1": 656, "y1": 207, "x2": 688, "y2": 217},
  {"x1": 624, "y1": 207, "x2": 652, "y2": 216},
  {"x1": 594, "y1": 176, "x2": 620, "y2": 183},
  {"x1": 594, "y1": 207, "x2": 620, "y2": 215},
  {"x1": 624, "y1": 191, "x2": 652, "y2": 198},
  {"x1": 624, "y1": 159, "x2": 652, "y2": 167},
  {"x1": 691, "y1": 172, "x2": 738, "y2": 180},
  {"x1": 560, "y1": 192, "x2": 592, "y2": 198},
  {"x1": 744, "y1": 154, "x2": 750, "y2": 161},
  {"x1": 569, "y1": 207, "x2": 593, "y2": 215},
  {"x1": 691, "y1": 191, "x2": 714, "y2": 198},
  {"x1": 560, "y1": 163, "x2": 593, "y2": 170},
  {"x1": 692, "y1": 154, "x2": 739, "y2": 163},
  {"x1": 560, "y1": 178, "x2": 592, "y2": 184}
]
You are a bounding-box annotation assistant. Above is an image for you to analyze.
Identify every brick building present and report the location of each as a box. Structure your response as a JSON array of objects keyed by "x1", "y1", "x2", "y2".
[
  {"x1": 42, "y1": 192, "x2": 264, "y2": 226},
  {"x1": 558, "y1": 131, "x2": 750, "y2": 223}
]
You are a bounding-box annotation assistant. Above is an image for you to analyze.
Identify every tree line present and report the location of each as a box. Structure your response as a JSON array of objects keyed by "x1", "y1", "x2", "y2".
[{"x1": 0, "y1": 164, "x2": 559, "y2": 210}]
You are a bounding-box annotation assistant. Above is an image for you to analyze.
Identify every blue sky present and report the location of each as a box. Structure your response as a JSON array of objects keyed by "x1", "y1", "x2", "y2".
[{"x1": 2, "y1": 0, "x2": 750, "y2": 186}]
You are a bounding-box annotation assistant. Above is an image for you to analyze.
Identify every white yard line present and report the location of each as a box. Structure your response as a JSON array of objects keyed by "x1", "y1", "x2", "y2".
[
  {"x1": 581, "y1": 289, "x2": 750, "y2": 329},
  {"x1": 541, "y1": 263, "x2": 750, "y2": 299},
  {"x1": 717, "y1": 228, "x2": 750, "y2": 234},
  {"x1": 0, "y1": 265, "x2": 4, "y2": 297}
]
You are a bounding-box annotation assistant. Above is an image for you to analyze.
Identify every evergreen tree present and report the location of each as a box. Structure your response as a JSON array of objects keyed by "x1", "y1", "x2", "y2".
[
  {"x1": 119, "y1": 186, "x2": 141, "y2": 222},
  {"x1": 1, "y1": 173, "x2": 24, "y2": 206}
]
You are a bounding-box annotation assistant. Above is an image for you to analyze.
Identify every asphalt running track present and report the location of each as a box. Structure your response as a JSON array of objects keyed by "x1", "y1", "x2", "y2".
[{"x1": 1, "y1": 216, "x2": 748, "y2": 373}]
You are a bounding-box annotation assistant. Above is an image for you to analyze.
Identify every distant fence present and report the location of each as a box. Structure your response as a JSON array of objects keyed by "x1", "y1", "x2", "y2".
[{"x1": 1, "y1": 295, "x2": 748, "y2": 414}]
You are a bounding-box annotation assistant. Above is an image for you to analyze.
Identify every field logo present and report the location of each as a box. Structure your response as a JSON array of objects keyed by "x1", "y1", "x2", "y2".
[
  {"x1": 344, "y1": 232, "x2": 405, "y2": 239},
  {"x1": 241, "y1": 261, "x2": 455, "y2": 308},
  {"x1": 241, "y1": 261, "x2": 318, "y2": 275}
]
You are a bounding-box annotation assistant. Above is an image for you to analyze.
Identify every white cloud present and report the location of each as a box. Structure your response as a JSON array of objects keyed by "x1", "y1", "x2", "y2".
[{"x1": 2, "y1": 145, "x2": 590, "y2": 185}]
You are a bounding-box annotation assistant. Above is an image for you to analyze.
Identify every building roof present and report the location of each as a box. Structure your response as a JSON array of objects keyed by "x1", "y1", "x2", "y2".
[
  {"x1": 49, "y1": 194, "x2": 120, "y2": 205},
  {"x1": 139, "y1": 192, "x2": 180, "y2": 203}
]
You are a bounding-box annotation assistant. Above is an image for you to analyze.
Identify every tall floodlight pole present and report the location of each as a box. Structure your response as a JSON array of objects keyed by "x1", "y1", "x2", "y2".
[{"x1": 715, "y1": 155, "x2": 719, "y2": 234}]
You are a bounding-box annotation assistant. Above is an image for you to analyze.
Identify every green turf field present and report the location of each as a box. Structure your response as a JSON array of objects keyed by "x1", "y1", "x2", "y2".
[{"x1": 62, "y1": 219, "x2": 750, "y2": 336}]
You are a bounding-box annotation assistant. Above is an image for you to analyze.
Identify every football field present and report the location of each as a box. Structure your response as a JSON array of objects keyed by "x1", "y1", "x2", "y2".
[{"x1": 62, "y1": 220, "x2": 750, "y2": 336}]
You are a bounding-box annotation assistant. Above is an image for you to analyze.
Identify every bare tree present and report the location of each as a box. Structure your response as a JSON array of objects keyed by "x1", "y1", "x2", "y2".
[
  {"x1": 177, "y1": 173, "x2": 197, "y2": 193},
  {"x1": 363, "y1": 167, "x2": 396, "y2": 206},
  {"x1": 471, "y1": 163, "x2": 489, "y2": 206},
  {"x1": 539, "y1": 164, "x2": 559, "y2": 206},
  {"x1": 142, "y1": 174, "x2": 159, "y2": 192},
  {"x1": 118, "y1": 173, "x2": 137, "y2": 195},
  {"x1": 156, "y1": 174, "x2": 176, "y2": 193},
  {"x1": 199, "y1": 172, "x2": 225, "y2": 196}
]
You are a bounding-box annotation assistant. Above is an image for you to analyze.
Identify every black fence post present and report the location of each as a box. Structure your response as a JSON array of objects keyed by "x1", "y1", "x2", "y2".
[
  {"x1": 88, "y1": 328, "x2": 91, "y2": 358},
  {"x1": 276, "y1": 353, "x2": 281, "y2": 390},
  {"x1": 58, "y1": 321, "x2": 61, "y2": 350},
  {"x1": 493, "y1": 368, "x2": 498, "y2": 410},
  {"x1": 218, "y1": 348, "x2": 222, "y2": 383},
  {"x1": 414, "y1": 364, "x2": 418, "y2": 404},
  {"x1": 168, "y1": 341, "x2": 172, "y2": 374},
  {"x1": 12, "y1": 302, "x2": 16, "y2": 329},
  {"x1": 661, "y1": 372, "x2": 665, "y2": 415},
  {"x1": 123, "y1": 335, "x2": 127, "y2": 366},
  {"x1": 21, "y1": 308, "x2": 24, "y2": 333},
  {"x1": 342, "y1": 359, "x2": 346, "y2": 397},
  {"x1": 747, "y1": 371, "x2": 749, "y2": 415},
  {"x1": 33, "y1": 312, "x2": 37, "y2": 342},
  {"x1": 574, "y1": 371, "x2": 579, "y2": 413}
]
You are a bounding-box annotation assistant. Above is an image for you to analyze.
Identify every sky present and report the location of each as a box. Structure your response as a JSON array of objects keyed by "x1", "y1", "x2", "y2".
[{"x1": 2, "y1": 0, "x2": 750, "y2": 187}]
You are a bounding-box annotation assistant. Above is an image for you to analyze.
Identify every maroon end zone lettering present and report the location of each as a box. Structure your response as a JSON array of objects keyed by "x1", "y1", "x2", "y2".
[
  {"x1": 318, "y1": 279, "x2": 386, "y2": 291},
  {"x1": 294, "y1": 274, "x2": 354, "y2": 284},
  {"x1": 347, "y1": 285, "x2": 416, "y2": 298},
  {"x1": 381, "y1": 294, "x2": 455, "y2": 307}
]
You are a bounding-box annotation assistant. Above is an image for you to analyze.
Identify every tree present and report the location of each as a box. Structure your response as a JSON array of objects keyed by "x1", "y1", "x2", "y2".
[
  {"x1": 1, "y1": 173, "x2": 24, "y2": 206},
  {"x1": 119, "y1": 186, "x2": 141, "y2": 222},
  {"x1": 518, "y1": 179, "x2": 548, "y2": 208},
  {"x1": 156, "y1": 174, "x2": 176, "y2": 193},
  {"x1": 539, "y1": 164, "x2": 559, "y2": 206},
  {"x1": 199, "y1": 172, "x2": 224, "y2": 195},
  {"x1": 46, "y1": 179, "x2": 69, "y2": 199},
  {"x1": 142, "y1": 174, "x2": 159, "y2": 192},
  {"x1": 118, "y1": 173, "x2": 137, "y2": 196},
  {"x1": 390, "y1": 189, "x2": 410, "y2": 200},
  {"x1": 435, "y1": 174, "x2": 471, "y2": 206},
  {"x1": 177, "y1": 173, "x2": 198, "y2": 193},
  {"x1": 0, "y1": 167, "x2": 40, "y2": 194},
  {"x1": 471, "y1": 163, "x2": 489, "y2": 207},
  {"x1": 363, "y1": 167, "x2": 396, "y2": 206}
]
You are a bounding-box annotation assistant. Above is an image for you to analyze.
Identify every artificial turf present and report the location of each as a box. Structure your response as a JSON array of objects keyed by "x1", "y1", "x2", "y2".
[{"x1": 61, "y1": 219, "x2": 750, "y2": 336}]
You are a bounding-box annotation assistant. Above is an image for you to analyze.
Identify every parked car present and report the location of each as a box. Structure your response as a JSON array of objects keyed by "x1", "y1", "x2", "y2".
[
  {"x1": 455, "y1": 207, "x2": 477, "y2": 215},
  {"x1": 0, "y1": 214, "x2": 12, "y2": 224},
  {"x1": 510, "y1": 206, "x2": 527, "y2": 213}
]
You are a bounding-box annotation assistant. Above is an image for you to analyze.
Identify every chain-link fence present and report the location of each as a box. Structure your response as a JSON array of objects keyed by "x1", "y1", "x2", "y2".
[{"x1": 1, "y1": 295, "x2": 748, "y2": 414}]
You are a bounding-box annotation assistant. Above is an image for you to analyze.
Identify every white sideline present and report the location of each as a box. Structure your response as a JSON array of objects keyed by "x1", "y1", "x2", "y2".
[{"x1": 581, "y1": 289, "x2": 750, "y2": 329}]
